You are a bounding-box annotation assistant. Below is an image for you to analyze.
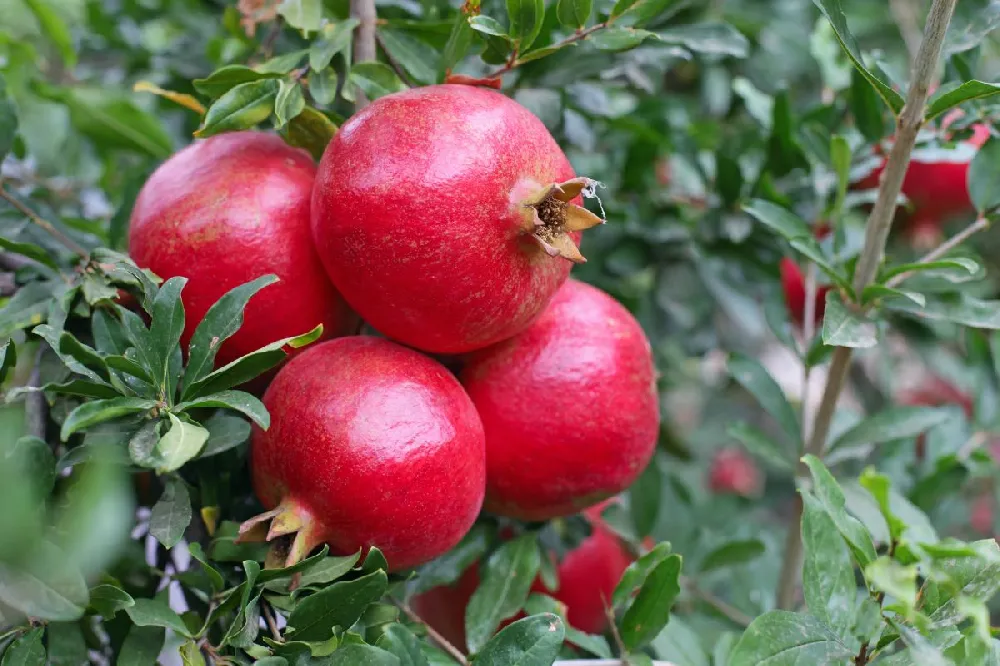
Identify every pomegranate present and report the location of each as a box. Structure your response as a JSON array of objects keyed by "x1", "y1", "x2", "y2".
[
  {"x1": 708, "y1": 448, "x2": 762, "y2": 497},
  {"x1": 129, "y1": 131, "x2": 355, "y2": 370},
  {"x1": 411, "y1": 507, "x2": 634, "y2": 648},
  {"x1": 461, "y1": 279, "x2": 659, "y2": 521},
  {"x1": 310, "y1": 84, "x2": 604, "y2": 354},
  {"x1": 242, "y1": 337, "x2": 486, "y2": 571},
  {"x1": 780, "y1": 258, "x2": 830, "y2": 329},
  {"x1": 971, "y1": 493, "x2": 994, "y2": 535}
]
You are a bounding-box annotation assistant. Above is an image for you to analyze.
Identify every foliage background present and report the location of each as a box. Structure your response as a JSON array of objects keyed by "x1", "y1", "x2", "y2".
[{"x1": 6, "y1": 0, "x2": 1000, "y2": 664}]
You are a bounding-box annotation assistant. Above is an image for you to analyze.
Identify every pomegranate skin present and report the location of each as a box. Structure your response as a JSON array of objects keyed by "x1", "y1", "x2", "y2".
[
  {"x1": 250, "y1": 337, "x2": 487, "y2": 571},
  {"x1": 461, "y1": 279, "x2": 659, "y2": 520},
  {"x1": 708, "y1": 448, "x2": 762, "y2": 497},
  {"x1": 779, "y1": 258, "x2": 829, "y2": 329},
  {"x1": 311, "y1": 84, "x2": 582, "y2": 354},
  {"x1": 410, "y1": 509, "x2": 633, "y2": 647},
  {"x1": 129, "y1": 131, "x2": 355, "y2": 370}
]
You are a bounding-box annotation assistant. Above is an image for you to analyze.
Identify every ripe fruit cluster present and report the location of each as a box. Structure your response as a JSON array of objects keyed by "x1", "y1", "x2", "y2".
[{"x1": 128, "y1": 84, "x2": 659, "y2": 634}]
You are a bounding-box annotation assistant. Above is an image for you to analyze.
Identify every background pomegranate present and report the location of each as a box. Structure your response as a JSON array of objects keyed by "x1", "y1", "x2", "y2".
[
  {"x1": 129, "y1": 131, "x2": 356, "y2": 369},
  {"x1": 310, "y1": 84, "x2": 603, "y2": 354},
  {"x1": 410, "y1": 506, "x2": 634, "y2": 649},
  {"x1": 780, "y1": 257, "x2": 830, "y2": 328},
  {"x1": 708, "y1": 448, "x2": 763, "y2": 497},
  {"x1": 461, "y1": 279, "x2": 659, "y2": 520},
  {"x1": 244, "y1": 336, "x2": 486, "y2": 571}
]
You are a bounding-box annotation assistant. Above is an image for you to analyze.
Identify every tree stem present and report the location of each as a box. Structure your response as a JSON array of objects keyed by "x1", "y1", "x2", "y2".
[
  {"x1": 350, "y1": 0, "x2": 377, "y2": 109},
  {"x1": 391, "y1": 597, "x2": 470, "y2": 666},
  {"x1": 773, "y1": 0, "x2": 959, "y2": 609},
  {"x1": 0, "y1": 183, "x2": 89, "y2": 259}
]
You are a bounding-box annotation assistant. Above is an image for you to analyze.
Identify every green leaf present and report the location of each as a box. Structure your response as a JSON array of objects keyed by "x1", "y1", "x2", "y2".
[
  {"x1": 822, "y1": 292, "x2": 877, "y2": 348},
  {"x1": 155, "y1": 414, "x2": 209, "y2": 473},
  {"x1": 258, "y1": 545, "x2": 330, "y2": 585},
  {"x1": 116, "y1": 625, "x2": 165, "y2": 666},
  {"x1": 1, "y1": 628, "x2": 45, "y2": 666},
  {"x1": 619, "y1": 553, "x2": 682, "y2": 650},
  {"x1": 969, "y1": 138, "x2": 1000, "y2": 213},
  {"x1": 179, "y1": 640, "x2": 205, "y2": 666},
  {"x1": 812, "y1": 0, "x2": 905, "y2": 113},
  {"x1": 802, "y1": 455, "x2": 877, "y2": 568},
  {"x1": 629, "y1": 460, "x2": 661, "y2": 538},
  {"x1": 801, "y1": 493, "x2": 856, "y2": 639},
  {"x1": 474, "y1": 614, "x2": 565, "y2": 666},
  {"x1": 0, "y1": 338, "x2": 15, "y2": 385},
  {"x1": 24, "y1": 0, "x2": 76, "y2": 67},
  {"x1": 377, "y1": 624, "x2": 430, "y2": 666},
  {"x1": 59, "y1": 398, "x2": 156, "y2": 441},
  {"x1": 125, "y1": 597, "x2": 192, "y2": 637},
  {"x1": 309, "y1": 66, "x2": 339, "y2": 106},
  {"x1": 0, "y1": 237, "x2": 58, "y2": 270},
  {"x1": 926, "y1": 80, "x2": 1000, "y2": 121},
  {"x1": 880, "y1": 258, "x2": 979, "y2": 283},
  {"x1": 183, "y1": 324, "x2": 323, "y2": 398},
  {"x1": 727, "y1": 353, "x2": 801, "y2": 446},
  {"x1": 866, "y1": 556, "x2": 918, "y2": 609},
  {"x1": 7, "y1": 436, "x2": 56, "y2": 498},
  {"x1": 128, "y1": 420, "x2": 161, "y2": 468},
  {"x1": 507, "y1": 0, "x2": 545, "y2": 49},
  {"x1": 350, "y1": 63, "x2": 407, "y2": 101},
  {"x1": 408, "y1": 525, "x2": 490, "y2": 595},
  {"x1": 728, "y1": 610, "x2": 854, "y2": 665},
  {"x1": 149, "y1": 276, "x2": 186, "y2": 393},
  {"x1": 283, "y1": 107, "x2": 338, "y2": 160},
  {"x1": 187, "y1": 543, "x2": 225, "y2": 593},
  {"x1": 378, "y1": 30, "x2": 439, "y2": 86},
  {"x1": 861, "y1": 285, "x2": 925, "y2": 308},
  {"x1": 612, "y1": 0, "x2": 681, "y2": 28},
  {"x1": 589, "y1": 27, "x2": 658, "y2": 52},
  {"x1": 743, "y1": 199, "x2": 811, "y2": 242},
  {"x1": 788, "y1": 238, "x2": 849, "y2": 290},
  {"x1": 830, "y1": 134, "x2": 851, "y2": 215},
  {"x1": 287, "y1": 570, "x2": 388, "y2": 642},
  {"x1": 886, "y1": 292, "x2": 1000, "y2": 329},
  {"x1": 175, "y1": 390, "x2": 269, "y2": 429},
  {"x1": 255, "y1": 50, "x2": 309, "y2": 75},
  {"x1": 442, "y1": 12, "x2": 474, "y2": 73},
  {"x1": 149, "y1": 476, "x2": 192, "y2": 548},
  {"x1": 699, "y1": 539, "x2": 764, "y2": 573},
  {"x1": 556, "y1": 0, "x2": 592, "y2": 29},
  {"x1": 726, "y1": 422, "x2": 795, "y2": 472},
  {"x1": 0, "y1": 74, "x2": 18, "y2": 162},
  {"x1": 0, "y1": 541, "x2": 88, "y2": 622},
  {"x1": 826, "y1": 406, "x2": 956, "y2": 462},
  {"x1": 199, "y1": 411, "x2": 252, "y2": 458},
  {"x1": 523, "y1": 594, "x2": 611, "y2": 658},
  {"x1": 325, "y1": 644, "x2": 400, "y2": 665},
  {"x1": 468, "y1": 16, "x2": 509, "y2": 39},
  {"x1": 278, "y1": 0, "x2": 322, "y2": 33},
  {"x1": 295, "y1": 551, "x2": 363, "y2": 589},
  {"x1": 310, "y1": 19, "x2": 359, "y2": 71},
  {"x1": 465, "y1": 535, "x2": 542, "y2": 653},
  {"x1": 923, "y1": 540, "x2": 1000, "y2": 625},
  {"x1": 46, "y1": 622, "x2": 86, "y2": 666},
  {"x1": 612, "y1": 542, "x2": 672, "y2": 609},
  {"x1": 274, "y1": 81, "x2": 305, "y2": 129},
  {"x1": 87, "y1": 583, "x2": 135, "y2": 618},
  {"x1": 195, "y1": 79, "x2": 280, "y2": 138},
  {"x1": 192, "y1": 66, "x2": 281, "y2": 98},
  {"x1": 657, "y1": 22, "x2": 749, "y2": 58}
]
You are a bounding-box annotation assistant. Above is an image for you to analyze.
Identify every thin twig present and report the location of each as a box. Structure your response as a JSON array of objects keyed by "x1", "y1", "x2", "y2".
[
  {"x1": 801, "y1": 261, "x2": 818, "y2": 436},
  {"x1": 375, "y1": 32, "x2": 415, "y2": 87},
  {"x1": 0, "y1": 184, "x2": 88, "y2": 258},
  {"x1": 774, "y1": 0, "x2": 960, "y2": 609},
  {"x1": 350, "y1": 0, "x2": 377, "y2": 109},
  {"x1": 261, "y1": 599, "x2": 281, "y2": 642},
  {"x1": 486, "y1": 23, "x2": 610, "y2": 79},
  {"x1": 391, "y1": 596, "x2": 470, "y2": 666},
  {"x1": 683, "y1": 578, "x2": 753, "y2": 627},
  {"x1": 885, "y1": 216, "x2": 990, "y2": 288}
]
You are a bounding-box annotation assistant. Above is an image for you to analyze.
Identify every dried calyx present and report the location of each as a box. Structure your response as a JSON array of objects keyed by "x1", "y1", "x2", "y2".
[
  {"x1": 523, "y1": 177, "x2": 605, "y2": 263},
  {"x1": 237, "y1": 498, "x2": 324, "y2": 578}
]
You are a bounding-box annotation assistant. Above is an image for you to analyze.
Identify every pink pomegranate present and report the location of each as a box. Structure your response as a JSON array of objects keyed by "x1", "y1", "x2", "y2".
[
  {"x1": 708, "y1": 448, "x2": 762, "y2": 497},
  {"x1": 243, "y1": 337, "x2": 486, "y2": 571},
  {"x1": 461, "y1": 279, "x2": 659, "y2": 520},
  {"x1": 129, "y1": 132, "x2": 355, "y2": 369},
  {"x1": 310, "y1": 84, "x2": 603, "y2": 354}
]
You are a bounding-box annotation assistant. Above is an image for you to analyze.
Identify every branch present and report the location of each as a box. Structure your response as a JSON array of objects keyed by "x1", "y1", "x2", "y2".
[
  {"x1": 684, "y1": 578, "x2": 753, "y2": 627},
  {"x1": 26, "y1": 347, "x2": 46, "y2": 441},
  {"x1": 391, "y1": 597, "x2": 470, "y2": 666},
  {"x1": 350, "y1": 0, "x2": 378, "y2": 109},
  {"x1": 0, "y1": 184, "x2": 88, "y2": 259},
  {"x1": 774, "y1": 0, "x2": 959, "y2": 610},
  {"x1": 885, "y1": 216, "x2": 990, "y2": 288},
  {"x1": 486, "y1": 22, "x2": 610, "y2": 80}
]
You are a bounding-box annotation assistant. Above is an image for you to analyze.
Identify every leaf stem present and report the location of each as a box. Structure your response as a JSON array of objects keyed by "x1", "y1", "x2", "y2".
[
  {"x1": 486, "y1": 22, "x2": 611, "y2": 80},
  {"x1": 773, "y1": 0, "x2": 959, "y2": 609},
  {"x1": 683, "y1": 578, "x2": 753, "y2": 627},
  {"x1": 885, "y1": 216, "x2": 990, "y2": 288},
  {"x1": 391, "y1": 596, "x2": 470, "y2": 665},
  {"x1": 0, "y1": 183, "x2": 89, "y2": 258},
  {"x1": 350, "y1": 0, "x2": 378, "y2": 109}
]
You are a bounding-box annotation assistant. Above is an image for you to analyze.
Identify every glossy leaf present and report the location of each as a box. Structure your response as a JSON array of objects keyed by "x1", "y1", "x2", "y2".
[
  {"x1": 506, "y1": 0, "x2": 545, "y2": 49},
  {"x1": 199, "y1": 411, "x2": 252, "y2": 458},
  {"x1": 801, "y1": 493, "x2": 856, "y2": 639},
  {"x1": 802, "y1": 455, "x2": 877, "y2": 567},
  {"x1": 465, "y1": 535, "x2": 542, "y2": 653},
  {"x1": 125, "y1": 597, "x2": 192, "y2": 636},
  {"x1": 474, "y1": 614, "x2": 565, "y2": 666},
  {"x1": 2, "y1": 628, "x2": 45, "y2": 666},
  {"x1": 589, "y1": 27, "x2": 658, "y2": 52},
  {"x1": 611, "y1": 542, "x2": 672, "y2": 609},
  {"x1": 287, "y1": 570, "x2": 388, "y2": 642},
  {"x1": 87, "y1": 583, "x2": 135, "y2": 618},
  {"x1": 148, "y1": 276, "x2": 186, "y2": 392},
  {"x1": 822, "y1": 292, "x2": 877, "y2": 349},
  {"x1": 728, "y1": 611, "x2": 854, "y2": 665},
  {"x1": 310, "y1": 20, "x2": 359, "y2": 71},
  {"x1": 274, "y1": 81, "x2": 305, "y2": 129},
  {"x1": 116, "y1": 625, "x2": 166, "y2": 666},
  {"x1": 192, "y1": 66, "x2": 281, "y2": 98},
  {"x1": 175, "y1": 390, "x2": 268, "y2": 429},
  {"x1": 826, "y1": 406, "x2": 956, "y2": 460},
  {"x1": 556, "y1": 0, "x2": 592, "y2": 29},
  {"x1": 377, "y1": 624, "x2": 430, "y2": 666},
  {"x1": 155, "y1": 414, "x2": 209, "y2": 473},
  {"x1": 970, "y1": 138, "x2": 1000, "y2": 213},
  {"x1": 619, "y1": 553, "x2": 682, "y2": 650},
  {"x1": 657, "y1": 22, "x2": 749, "y2": 58},
  {"x1": 195, "y1": 79, "x2": 280, "y2": 138},
  {"x1": 59, "y1": 398, "x2": 156, "y2": 441},
  {"x1": 278, "y1": 0, "x2": 322, "y2": 34},
  {"x1": 350, "y1": 63, "x2": 407, "y2": 101},
  {"x1": 149, "y1": 476, "x2": 192, "y2": 548},
  {"x1": 283, "y1": 107, "x2": 338, "y2": 160},
  {"x1": 926, "y1": 80, "x2": 1000, "y2": 120}
]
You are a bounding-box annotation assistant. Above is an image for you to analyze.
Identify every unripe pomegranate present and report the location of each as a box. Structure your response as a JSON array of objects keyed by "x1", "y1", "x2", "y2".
[
  {"x1": 129, "y1": 132, "x2": 355, "y2": 369},
  {"x1": 780, "y1": 258, "x2": 829, "y2": 329},
  {"x1": 311, "y1": 84, "x2": 604, "y2": 354},
  {"x1": 410, "y1": 507, "x2": 633, "y2": 648},
  {"x1": 708, "y1": 448, "x2": 762, "y2": 497},
  {"x1": 461, "y1": 279, "x2": 659, "y2": 521},
  {"x1": 243, "y1": 337, "x2": 486, "y2": 571}
]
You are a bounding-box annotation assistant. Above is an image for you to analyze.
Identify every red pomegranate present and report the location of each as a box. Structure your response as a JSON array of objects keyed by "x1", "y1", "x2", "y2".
[
  {"x1": 461, "y1": 279, "x2": 659, "y2": 521},
  {"x1": 853, "y1": 123, "x2": 991, "y2": 241},
  {"x1": 411, "y1": 507, "x2": 633, "y2": 648},
  {"x1": 780, "y1": 258, "x2": 830, "y2": 329},
  {"x1": 708, "y1": 448, "x2": 762, "y2": 497},
  {"x1": 311, "y1": 84, "x2": 603, "y2": 354},
  {"x1": 129, "y1": 131, "x2": 355, "y2": 370},
  {"x1": 898, "y1": 376, "x2": 973, "y2": 417},
  {"x1": 243, "y1": 337, "x2": 486, "y2": 571}
]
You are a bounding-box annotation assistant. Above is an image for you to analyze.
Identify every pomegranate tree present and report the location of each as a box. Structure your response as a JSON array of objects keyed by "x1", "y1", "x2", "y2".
[
  {"x1": 311, "y1": 84, "x2": 604, "y2": 354},
  {"x1": 242, "y1": 337, "x2": 486, "y2": 570}
]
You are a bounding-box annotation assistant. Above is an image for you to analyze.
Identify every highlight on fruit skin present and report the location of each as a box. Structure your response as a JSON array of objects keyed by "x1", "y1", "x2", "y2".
[
  {"x1": 310, "y1": 83, "x2": 605, "y2": 355},
  {"x1": 240, "y1": 336, "x2": 487, "y2": 573},
  {"x1": 461, "y1": 279, "x2": 660, "y2": 521},
  {"x1": 128, "y1": 131, "x2": 356, "y2": 370}
]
